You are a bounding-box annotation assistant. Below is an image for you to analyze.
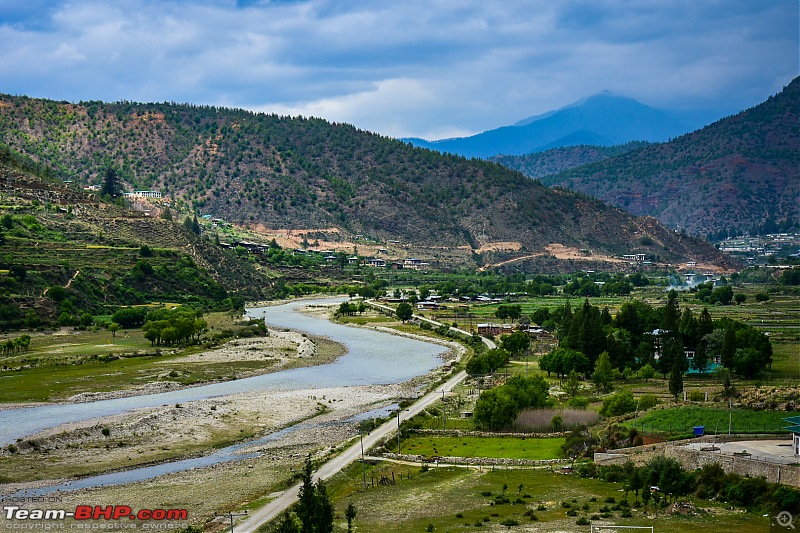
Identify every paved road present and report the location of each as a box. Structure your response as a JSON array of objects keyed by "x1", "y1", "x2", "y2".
[
  {"x1": 237, "y1": 300, "x2": 494, "y2": 532},
  {"x1": 236, "y1": 369, "x2": 468, "y2": 533}
]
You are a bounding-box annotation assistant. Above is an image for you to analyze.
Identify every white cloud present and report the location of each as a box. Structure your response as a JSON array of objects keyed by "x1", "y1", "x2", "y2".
[{"x1": 0, "y1": 0, "x2": 796, "y2": 137}]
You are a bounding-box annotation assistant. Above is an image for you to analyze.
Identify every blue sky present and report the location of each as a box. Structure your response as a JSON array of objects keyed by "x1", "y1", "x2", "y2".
[{"x1": 0, "y1": 0, "x2": 797, "y2": 139}]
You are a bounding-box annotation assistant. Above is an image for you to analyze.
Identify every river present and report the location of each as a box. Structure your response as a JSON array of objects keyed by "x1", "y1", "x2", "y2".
[{"x1": 0, "y1": 298, "x2": 447, "y2": 446}]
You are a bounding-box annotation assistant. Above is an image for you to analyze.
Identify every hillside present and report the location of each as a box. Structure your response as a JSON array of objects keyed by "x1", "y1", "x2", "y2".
[
  {"x1": 490, "y1": 142, "x2": 649, "y2": 180},
  {"x1": 405, "y1": 93, "x2": 701, "y2": 158},
  {"x1": 538, "y1": 78, "x2": 800, "y2": 237},
  {"x1": 0, "y1": 95, "x2": 733, "y2": 272},
  {"x1": 0, "y1": 147, "x2": 282, "y2": 328}
]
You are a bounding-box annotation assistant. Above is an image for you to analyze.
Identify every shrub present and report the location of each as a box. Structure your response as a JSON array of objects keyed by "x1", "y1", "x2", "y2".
[
  {"x1": 600, "y1": 390, "x2": 636, "y2": 417},
  {"x1": 688, "y1": 390, "x2": 705, "y2": 402},
  {"x1": 637, "y1": 394, "x2": 660, "y2": 411}
]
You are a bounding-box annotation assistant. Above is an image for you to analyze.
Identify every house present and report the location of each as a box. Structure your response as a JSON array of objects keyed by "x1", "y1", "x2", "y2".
[
  {"x1": 122, "y1": 190, "x2": 162, "y2": 199},
  {"x1": 477, "y1": 323, "x2": 514, "y2": 336},
  {"x1": 347, "y1": 256, "x2": 360, "y2": 265},
  {"x1": 404, "y1": 258, "x2": 430, "y2": 271},
  {"x1": 622, "y1": 254, "x2": 647, "y2": 263},
  {"x1": 368, "y1": 258, "x2": 386, "y2": 268},
  {"x1": 417, "y1": 301, "x2": 441, "y2": 311}
]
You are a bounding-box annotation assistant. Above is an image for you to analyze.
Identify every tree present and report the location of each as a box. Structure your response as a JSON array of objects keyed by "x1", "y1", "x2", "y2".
[
  {"x1": 108, "y1": 322, "x2": 121, "y2": 338},
  {"x1": 495, "y1": 304, "x2": 521, "y2": 323},
  {"x1": 345, "y1": 503, "x2": 357, "y2": 533},
  {"x1": 500, "y1": 330, "x2": 530, "y2": 356},
  {"x1": 592, "y1": 352, "x2": 614, "y2": 392},
  {"x1": 564, "y1": 369, "x2": 581, "y2": 398},
  {"x1": 473, "y1": 375, "x2": 549, "y2": 430},
  {"x1": 638, "y1": 363, "x2": 656, "y2": 382},
  {"x1": 275, "y1": 513, "x2": 300, "y2": 533},
  {"x1": 668, "y1": 357, "x2": 684, "y2": 399},
  {"x1": 396, "y1": 302, "x2": 413, "y2": 322},
  {"x1": 99, "y1": 166, "x2": 119, "y2": 198},
  {"x1": 600, "y1": 390, "x2": 636, "y2": 417},
  {"x1": 295, "y1": 456, "x2": 334, "y2": 533},
  {"x1": 561, "y1": 425, "x2": 597, "y2": 464}
]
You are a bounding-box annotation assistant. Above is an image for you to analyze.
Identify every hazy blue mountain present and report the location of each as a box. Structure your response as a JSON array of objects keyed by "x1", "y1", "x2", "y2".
[{"x1": 405, "y1": 92, "x2": 710, "y2": 158}]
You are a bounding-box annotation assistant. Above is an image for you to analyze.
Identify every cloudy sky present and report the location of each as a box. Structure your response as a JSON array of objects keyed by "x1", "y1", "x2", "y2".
[{"x1": 0, "y1": 0, "x2": 797, "y2": 139}]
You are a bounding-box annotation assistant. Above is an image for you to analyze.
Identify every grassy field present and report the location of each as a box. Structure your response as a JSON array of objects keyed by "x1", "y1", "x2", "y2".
[
  {"x1": 324, "y1": 460, "x2": 771, "y2": 533},
  {"x1": 400, "y1": 435, "x2": 565, "y2": 461},
  {"x1": 0, "y1": 312, "x2": 346, "y2": 402},
  {"x1": 629, "y1": 406, "x2": 800, "y2": 437}
]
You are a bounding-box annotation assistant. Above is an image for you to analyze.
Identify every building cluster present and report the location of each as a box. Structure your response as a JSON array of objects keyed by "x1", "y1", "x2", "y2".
[{"x1": 718, "y1": 232, "x2": 800, "y2": 262}]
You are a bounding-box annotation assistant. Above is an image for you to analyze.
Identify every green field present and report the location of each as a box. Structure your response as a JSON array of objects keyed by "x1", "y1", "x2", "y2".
[
  {"x1": 629, "y1": 406, "x2": 800, "y2": 437},
  {"x1": 400, "y1": 435, "x2": 565, "y2": 460},
  {"x1": 323, "y1": 461, "x2": 771, "y2": 533}
]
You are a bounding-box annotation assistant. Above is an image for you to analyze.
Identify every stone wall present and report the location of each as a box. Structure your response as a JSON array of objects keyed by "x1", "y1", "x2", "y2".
[
  {"x1": 382, "y1": 452, "x2": 570, "y2": 468},
  {"x1": 595, "y1": 439, "x2": 800, "y2": 488}
]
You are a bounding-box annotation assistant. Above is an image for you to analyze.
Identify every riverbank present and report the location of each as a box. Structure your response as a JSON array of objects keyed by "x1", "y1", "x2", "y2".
[{"x1": 0, "y1": 299, "x2": 455, "y2": 524}]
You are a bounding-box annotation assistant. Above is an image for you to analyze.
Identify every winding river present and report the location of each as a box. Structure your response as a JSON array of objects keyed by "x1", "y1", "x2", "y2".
[{"x1": 0, "y1": 298, "x2": 447, "y2": 447}]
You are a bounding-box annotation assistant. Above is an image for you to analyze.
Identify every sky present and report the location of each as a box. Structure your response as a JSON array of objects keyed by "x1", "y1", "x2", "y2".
[{"x1": 0, "y1": 0, "x2": 797, "y2": 140}]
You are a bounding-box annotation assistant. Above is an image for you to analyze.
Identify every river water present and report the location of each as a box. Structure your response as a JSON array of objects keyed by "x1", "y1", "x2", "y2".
[{"x1": 0, "y1": 298, "x2": 446, "y2": 447}]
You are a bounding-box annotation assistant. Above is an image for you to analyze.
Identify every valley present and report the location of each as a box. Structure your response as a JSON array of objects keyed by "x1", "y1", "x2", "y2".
[{"x1": 0, "y1": 87, "x2": 798, "y2": 533}]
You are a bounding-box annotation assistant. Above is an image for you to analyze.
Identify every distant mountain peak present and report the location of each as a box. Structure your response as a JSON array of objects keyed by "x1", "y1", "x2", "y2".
[{"x1": 407, "y1": 93, "x2": 712, "y2": 158}]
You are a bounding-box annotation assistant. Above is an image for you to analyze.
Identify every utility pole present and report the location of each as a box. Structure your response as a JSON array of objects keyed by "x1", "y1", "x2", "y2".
[
  {"x1": 216, "y1": 511, "x2": 247, "y2": 533},
  {"x1": 360, "y1": 430, "x2": 367, "y2": 489},
  {"x1": 397, "y1": 410, "x2": 401, "y2": 454}
]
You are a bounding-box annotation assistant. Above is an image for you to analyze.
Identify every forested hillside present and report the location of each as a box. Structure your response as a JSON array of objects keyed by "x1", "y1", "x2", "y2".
[
  {"x1": 538, "y1": 77, "x2": 800, "y2": 237},
  {"x1": 490, "y1": 142, "x2": 648, "y2": 180},
  {"x1": 0, "y1": 94, "x2": 730, "y2": 269}
]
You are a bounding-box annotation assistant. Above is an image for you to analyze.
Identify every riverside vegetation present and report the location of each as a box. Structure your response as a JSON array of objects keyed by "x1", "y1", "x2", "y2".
[{"x1": 0, "y1": 89, "x2": 798, "y2": 531}]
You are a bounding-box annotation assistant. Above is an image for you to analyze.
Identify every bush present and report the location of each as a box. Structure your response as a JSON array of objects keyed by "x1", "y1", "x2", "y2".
[
  {"x1": 567, "y1": 396, "x2": 590, "y2": 409},
  {"x1": 637, "y1": 394, "x2": 660, "y2": 411},
  {"x1": 688, "y1": 390, "x2": 705, "y2": 402},
  {"x1": 600, "y1": 390, "x2": 636, "y2": 417}
]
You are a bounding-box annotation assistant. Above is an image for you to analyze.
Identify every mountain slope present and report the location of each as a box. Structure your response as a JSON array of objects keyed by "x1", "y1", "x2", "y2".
[
  {"x1": 490, "y1": 143, "x2": 649, "y2": 180},
  {"x1": 0, "y1": 95, "x2": 733, "y2": 271},
  {"x1": 538, "y1": 77, "x2": 800, "y2": 237},
  {"x1": 405, "y1": 93, "x2": 698, "y2": 158},
  {"x1": 0, "y1": 145, "x2": 279, "y2": 328}
]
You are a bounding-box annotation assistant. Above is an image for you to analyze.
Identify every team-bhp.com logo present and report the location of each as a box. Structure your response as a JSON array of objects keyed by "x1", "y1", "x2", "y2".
[{"x1": 4, "y1": 506, "x2": 188, "y2": 521}]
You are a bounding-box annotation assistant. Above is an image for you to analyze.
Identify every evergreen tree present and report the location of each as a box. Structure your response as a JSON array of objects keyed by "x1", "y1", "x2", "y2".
[
  {"x1": 99, "y1": 166, "x2": 119, "y2": 198},
  {"x1": 698, "y1": 307, "x2": 714, "y2": 338},
  {"x1": 557, "y1": 299, "x2": 572, "y2": 341},
  {"x1": 668, "y1": 356, "x2": 684, "y2": 399},
  {"x1": 721, "y1": 328, "x2": 736, "y2": 368},
  {"x1": 592, "y1": 352, "x2": 614, "y2": 392},
  {"x1": 294, "y1": 455, "x2": 334, "y2": 533},
  {"x1": 678, "y1": 308, "x2": 699, "y2": 349},
  {"x1": 693, "y1": 341, "x2": 709, "y2": 373},
  {"x1": 661, "y1": 289, "x2": 680, "y2": 333},
  {"x1": 345, "y1": 503, "x2": 357, "y2": 533}
]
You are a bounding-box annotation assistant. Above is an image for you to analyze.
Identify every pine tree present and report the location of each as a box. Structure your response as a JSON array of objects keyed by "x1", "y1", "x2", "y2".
[
  {"x1": 668, "y1": 356, "x2": 684, "y2": 399},
  {"x1": 295, "y1": 455, "x2": 334, "y2": 533},
  {"x1": 99, "y1": 166, "x2": 119, "y2": 198}
]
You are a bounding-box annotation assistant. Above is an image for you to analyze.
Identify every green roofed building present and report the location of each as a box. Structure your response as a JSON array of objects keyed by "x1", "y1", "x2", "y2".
[{"x1": 783, "y1": 416, "x2": 800, "y2": 456}]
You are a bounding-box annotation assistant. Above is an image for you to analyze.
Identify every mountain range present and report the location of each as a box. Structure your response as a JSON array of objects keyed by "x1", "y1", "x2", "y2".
[
  {"x1": 533, "y1": 77, "x2": 800, "y2": 237},
  {"x1": 404, "y1": 92, "x2": 713, "y2": 158},
  {"x1": 0, "y1": 94, "x2": 730, "y2": 272}
]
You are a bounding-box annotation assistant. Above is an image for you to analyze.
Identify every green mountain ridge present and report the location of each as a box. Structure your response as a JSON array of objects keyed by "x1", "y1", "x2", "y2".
[{"x1": 0, "y1": 94, "x2": 731, "y2": 271}]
